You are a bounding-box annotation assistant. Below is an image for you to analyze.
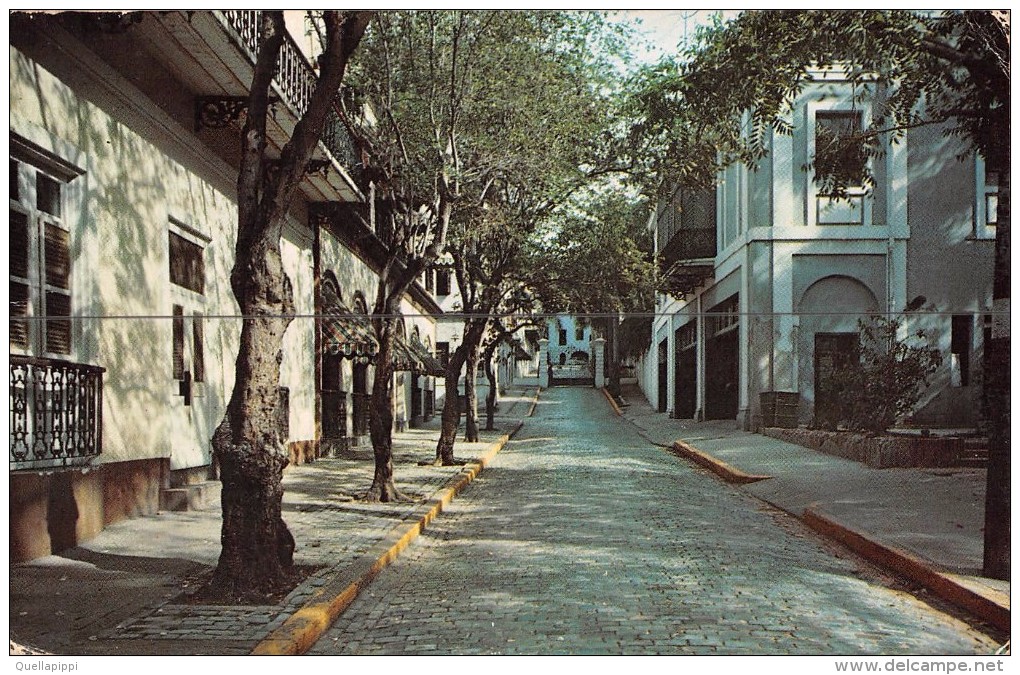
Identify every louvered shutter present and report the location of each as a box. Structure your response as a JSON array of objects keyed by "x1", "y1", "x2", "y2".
[
  {"x1": 43, "y1": 222, "x2": 71, "y2": 354},
  {"x1": 192, "y1": 312, "x2": 205, "y2": 383},
  {"x1": 172, "y1": 305, "x2": 185, "y2": 380},
  {"x1": 10, "y1": 209, "x2": 30, "y2": 349}
]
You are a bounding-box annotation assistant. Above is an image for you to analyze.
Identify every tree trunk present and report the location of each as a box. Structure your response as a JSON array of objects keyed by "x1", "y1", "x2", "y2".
[
  {"x1": 365, "y1": 311, "x2": 409, "y2": 501},
  {"x1": 607, "y1": 316, "x2": 621, "y2": 397},
  {"x1": 983, "y1": 157, "x2": 1010, "y2": 580},
  {"x1": 464, "y1": 341, "x2": 481, "y2": 442},
  {"x1": 484, "y1": 351, "x2": 498, "y2": 431},
  {"x1": 212, "y1": 240, "x2": 296, "y2": 598},
  {"x1": 435, "y1": 319, "x2": 487, "y2": 463},
  {"x1": 207, "y1": 9, "x2": 371, "y2": 600},
  {"x1": 435, "y1": 345, "x2": 467, "y2": 465}
]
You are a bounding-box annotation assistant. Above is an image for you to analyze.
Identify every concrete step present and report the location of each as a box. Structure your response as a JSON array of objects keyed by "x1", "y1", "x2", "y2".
[{"x1": 159, "y1": 481, "x2": 221, "y2": 512}]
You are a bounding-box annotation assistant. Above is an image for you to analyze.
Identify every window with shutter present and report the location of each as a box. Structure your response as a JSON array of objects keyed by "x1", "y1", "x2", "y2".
[
  {"x1": 168, "y1": 224, "x2": 207, "y2": 392},
  {"x1": 9, "y1": 160, "x2": 72, "y2": 355},
  {"x1": 192, "y1": 312, "x2": 205, "y2": 383},
  {"x1": 10, "y1": 209, "x2": 30, "y2": 349},
  {"x1": 172, "y1": 304, "x2": 185, "y2": 380}
]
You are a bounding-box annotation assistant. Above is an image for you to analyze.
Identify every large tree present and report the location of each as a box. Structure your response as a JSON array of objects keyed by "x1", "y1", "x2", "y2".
[
  {"x1": 211, "y1": 10, "x2": 372, "y2": 597},
  {"x1": 631, "y1": 10, "x2": 1008, "y2": 578},
  {"x1": 431, "y1": 12, "x2": 641, "y2": 461},
  {"x1": 341, "y1": 11, "x2": 469, "y2": 500},
  {"x1": 350, "y1": 10, "x2": 637, "y2": 466}
]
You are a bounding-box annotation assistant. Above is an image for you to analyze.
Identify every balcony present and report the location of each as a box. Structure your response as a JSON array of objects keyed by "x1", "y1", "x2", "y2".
[
  {"x1": 217, "y1": 11, "x2": 363, "y2": 186},
  {"x1": 656, "y1": 186, "x2": 717, "y2": 264},
  {"x1": 10, "y1": 356, "x2": 105, "y2": 471},
  {"x1": 656, "y1": 186, "x2": 716, "y2": 297}
]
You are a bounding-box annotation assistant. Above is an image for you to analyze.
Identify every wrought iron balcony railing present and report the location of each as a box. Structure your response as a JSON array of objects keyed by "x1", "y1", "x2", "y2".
[
  {"x1": 656, "y1": 186, "x2": 717, "y2": 264},
  {"x1": 219, "y1": 10, "x2": 363, "y2": 185},
  {"x1": 10, "y1": 355, "x2": 105, "y2": 471}
]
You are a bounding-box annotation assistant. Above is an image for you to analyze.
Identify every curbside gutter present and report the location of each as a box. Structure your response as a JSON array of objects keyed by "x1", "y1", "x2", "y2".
[
  {"x1": 527, "y1": 388, "x2": 541, "y2": 417},
  {"x1": 250, "y1": 418, "x2": 527, "y2": 656},
  {"x1": 669, "y1": 440, "x2": 772, "y2": 484},
  {"x1": 803, "y1": 507, "x2": 1010, "y2": 633},
  {"x1": 602, "y1": 387, "x2": 623, "y2": 416}
]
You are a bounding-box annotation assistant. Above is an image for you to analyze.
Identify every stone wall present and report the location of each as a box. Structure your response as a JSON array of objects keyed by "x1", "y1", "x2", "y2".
[{"x1": 762, "y1": 427, "x2": 963, "y2": 469}]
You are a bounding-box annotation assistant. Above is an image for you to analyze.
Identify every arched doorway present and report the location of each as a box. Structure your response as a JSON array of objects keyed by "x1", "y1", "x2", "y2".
[
  {"x1": 351, "y1": 292, "x2": 371, "y2": 443},
  {"x1": 798, "y1": 275, "x2": 879, "y2": 426},
  {"x1": 319, "y1": 273, "x2": 347, "y2": 444}
]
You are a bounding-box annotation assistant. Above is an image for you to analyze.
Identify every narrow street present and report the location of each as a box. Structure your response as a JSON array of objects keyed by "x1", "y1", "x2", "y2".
[{"x1": 309, "y1": 387, "x2": 996, "y2": 655}]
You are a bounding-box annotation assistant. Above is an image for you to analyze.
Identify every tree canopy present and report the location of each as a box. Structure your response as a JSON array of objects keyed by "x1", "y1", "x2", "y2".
[{"x1": 630, "y1": 10, "x2": 1009, "y2": 194}]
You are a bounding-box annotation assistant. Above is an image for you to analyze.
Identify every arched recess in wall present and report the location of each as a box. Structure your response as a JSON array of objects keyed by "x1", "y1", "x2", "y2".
[
  {"x1": 350, "y1": 290, "x2": 371, "y2": 437},
  {"x1": 352, "y1": 291, "x2": 369, "y2": 315},
  {"x1": 321, "y1": 270, "x2": 343, "y2": 307},
  {"x1": 319, "y1": 270, "x2": 346, "y2": 440},
  {"x1": 798, "y1": 274, "x2": 880, "y2": 327},
  {"x1": 797, "y1": 274, "x2": 880, "y2": 422}
]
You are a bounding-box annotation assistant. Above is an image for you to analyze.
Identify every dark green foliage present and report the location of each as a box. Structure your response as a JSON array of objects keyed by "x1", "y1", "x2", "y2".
[
  {"x1": 815, "y1": 316, "x2": 942, "y2": 434},
  {"x1": 629, "y1": 10, "x2": 1009, "y2": 196}
]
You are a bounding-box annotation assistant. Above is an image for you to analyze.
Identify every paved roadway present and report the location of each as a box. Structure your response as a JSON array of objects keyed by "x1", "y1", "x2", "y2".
[{"x1": 308, "y1": 387, "x2": 998, "y2": 655}]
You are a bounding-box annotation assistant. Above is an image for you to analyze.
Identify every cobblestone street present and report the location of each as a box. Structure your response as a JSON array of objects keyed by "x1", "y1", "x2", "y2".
[{"x1": 309, "y1": 387, "x2": 997, "y2": 656}]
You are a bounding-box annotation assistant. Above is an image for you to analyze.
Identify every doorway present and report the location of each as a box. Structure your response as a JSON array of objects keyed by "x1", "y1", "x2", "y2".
[
  {"x1": 814, "y1": 333, "x2": 859, "y2": 428},
  {"x1": 674, "y1": 321, "x2": 697, "y2": 419},
  {"x1": 704, "y1": 296, "x2": 739, "y2": 420},
  {"x1": 657, "y1": 339, "x2": 668, "y2": 413}
]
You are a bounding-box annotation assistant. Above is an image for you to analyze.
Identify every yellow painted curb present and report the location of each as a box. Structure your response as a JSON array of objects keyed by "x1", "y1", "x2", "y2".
[
  {"x1": 803, "y1": 507, "x2": 1010, "y2": 632},
  {"x1": 527, "y1": 388, "x2": 540, "y2": 417},
  {"x1": 602, "y1": 387, "x2": 623, "y2": 416},
  {"x1": 670, "y1": 440, "x2": 772, "y2": 484},
  {"x1": 250, "y1": 422, "x2": 522, "y2": 656}
]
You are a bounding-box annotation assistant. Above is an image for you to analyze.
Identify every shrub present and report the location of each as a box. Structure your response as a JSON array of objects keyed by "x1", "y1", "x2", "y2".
[{"x1": 817, "y1": 316, "x2": 943, "y2": 434}]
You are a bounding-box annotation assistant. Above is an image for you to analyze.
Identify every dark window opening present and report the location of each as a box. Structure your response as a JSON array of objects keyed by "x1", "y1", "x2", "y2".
[
  {"x1": 10, "y1": 159, "x2": 19, "y2": 201},
  {"x1": 815, "y1": 110, "x2": 866, "y2": 190},
  {"x1": 169, "y1": 231, "x2": 205, "y2": 294},
  {"x1": 192, "y1": 312, "x2": 205, "y2": 383},
  {"x1": 951, "y1": 314, "x2": 972, "y2": 386},
  {"x1": 36, "y1": 173, "x2": 62, "y2": 217},
  {"x1": 558, "y1": 329, "x2": 567, "y2": 346},
  {"x1": 436, "y1": 342, "x2": 450, "y2": 369},
  {"x1": 435, "y1": 269, "x2": 452, "y2": 296}
]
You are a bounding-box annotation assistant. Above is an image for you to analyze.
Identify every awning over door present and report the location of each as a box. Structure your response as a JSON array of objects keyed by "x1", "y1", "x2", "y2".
[
  {"x1": 408, "y1": 337, "x2": 445, "y2": 376},
  {"x1": 321, "y1": 303, "x2": 378, "y2": 361},
  {"x1": 320, "y1": 304, "x2": 443, "y2": 376}
]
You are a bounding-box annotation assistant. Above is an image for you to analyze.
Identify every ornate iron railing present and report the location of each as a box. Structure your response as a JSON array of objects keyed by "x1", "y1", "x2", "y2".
[
  {"x1": 10, "y1": 355, "x2": 105, "y2": 470},
  {"x1": 218, "y1": 10, "x2": 363, "y2": 184},
  {"x1": 659, "y1": 227, "x2": 717, "y2": 266},
  {"x1": 657, "y1": 186, "x2": 717, "y2": 263}
]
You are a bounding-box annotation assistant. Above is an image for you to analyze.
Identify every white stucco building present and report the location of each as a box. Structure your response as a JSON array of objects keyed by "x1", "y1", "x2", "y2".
[
  {"x1": 9, "y1": 11, "x2": 442, "y2": 562},
  {"x1": 640, "y1": 68, "x2": 997, "y2": 431}
]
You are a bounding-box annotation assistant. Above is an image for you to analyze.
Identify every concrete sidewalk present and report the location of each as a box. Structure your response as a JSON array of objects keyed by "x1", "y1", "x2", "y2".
[
  {"x1": 612, "y1": 383, "x2": 1009, "y2": 633},
  {"x1": 9, "y1": 387, "x2": 538, "y2": 656}
]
